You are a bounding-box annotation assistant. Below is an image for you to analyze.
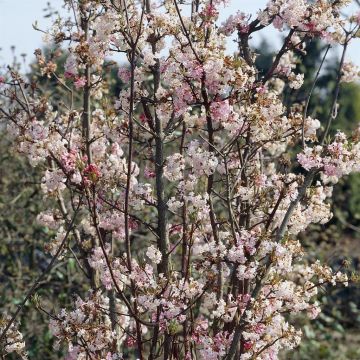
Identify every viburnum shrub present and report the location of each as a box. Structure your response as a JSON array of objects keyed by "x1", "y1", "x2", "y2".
[{"x1": 1, "y1": 0, "x2": 360, "y2": 359}]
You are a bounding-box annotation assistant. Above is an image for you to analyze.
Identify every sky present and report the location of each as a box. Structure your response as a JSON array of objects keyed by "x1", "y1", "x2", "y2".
[{"x1": 0, "y1": 0, "x2": 359, "y2": 69}]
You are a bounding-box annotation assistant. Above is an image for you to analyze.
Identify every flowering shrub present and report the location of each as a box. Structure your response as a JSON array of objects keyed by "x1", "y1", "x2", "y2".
[{"x1": 0, "y1": 0, "x2": 360, "y2": 359}]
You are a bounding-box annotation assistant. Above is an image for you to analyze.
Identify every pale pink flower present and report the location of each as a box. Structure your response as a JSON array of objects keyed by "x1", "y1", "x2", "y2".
[{"x1": 74, "y1": 76, "x2": 87, "y2": 89}]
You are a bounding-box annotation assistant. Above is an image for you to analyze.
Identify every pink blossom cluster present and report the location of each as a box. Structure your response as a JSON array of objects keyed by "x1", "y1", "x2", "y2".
[
  {"x1": 0, "y1": 317, "x2": 27, "y2": 359},
  {"x1": 297, "y1": 132, "x2": 360, "y2": 182}
]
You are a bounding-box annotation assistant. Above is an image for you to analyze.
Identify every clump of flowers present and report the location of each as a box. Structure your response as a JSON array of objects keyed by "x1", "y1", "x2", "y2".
[{"x1": 0, "y1": 317, "x2": 27, "y2": 359}]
